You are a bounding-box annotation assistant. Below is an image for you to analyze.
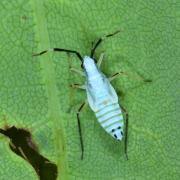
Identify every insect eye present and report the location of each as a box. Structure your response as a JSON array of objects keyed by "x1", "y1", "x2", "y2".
[{"x1": 111, "y1": 129, "x2": 115, "y2": 132}]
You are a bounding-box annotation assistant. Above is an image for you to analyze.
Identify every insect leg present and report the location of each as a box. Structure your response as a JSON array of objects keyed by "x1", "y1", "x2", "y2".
[
  {"x1": 109, "y1": 71, "x2": 152, "y2": 83},
  {"x1": 120, "y1": 105, "x2": 129, "y2": 160},
  {"x1": 33, "y1": 48, "x2": 83, "y2": 62},
  {"x1": 77, "y1": 101, "x2": 87, "y2": 160},
  {"x1": 70, "y1": 83, "x2": 86, "y2": 90},
  {"x1": 109, "y1": 72, "x2": 126, "y2": 81},
  {"x1": 90, "y1": 30, "x2": 121, "y2": 58},
  {"x1": 97, "y1": 53, "x2": 105, "y2": 68},
  {"x1": 70, "y1": 67, "x2": 85, "y2": 77}
]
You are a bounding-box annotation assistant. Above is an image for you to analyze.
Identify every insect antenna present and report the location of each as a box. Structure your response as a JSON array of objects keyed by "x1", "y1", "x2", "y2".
[
  {"x1": 90, "y1": 30, "x2": 121, "y2": 59},
  {"x1": 33, "y1": 48, "x2": 83, "y2": 63}
]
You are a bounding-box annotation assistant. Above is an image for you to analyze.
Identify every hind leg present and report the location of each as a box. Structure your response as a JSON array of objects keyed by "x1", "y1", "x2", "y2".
[
  {"x1": 120, "y1": 105, "x2": 129, "y2": 160},
  {"x1": 76, "y1": 101, "x2": 88, "y2": 160}
]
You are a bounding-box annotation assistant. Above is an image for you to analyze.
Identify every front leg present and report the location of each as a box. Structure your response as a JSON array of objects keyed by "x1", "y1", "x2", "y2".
[
  {"x1": 97, "y1": 53, "x2": 105, "y2": 68},
  {"x1": 70, "y1": 67, "x2": 85, "y2": 77},
  {"x1": 70, "y1": 83, "x2": 86, "y2": 90}
]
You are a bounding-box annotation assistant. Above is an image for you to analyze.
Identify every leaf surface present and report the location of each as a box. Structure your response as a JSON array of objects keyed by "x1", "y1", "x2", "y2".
[{"x1": 0, "y1": 0, "x2": 179, "y2": 179}]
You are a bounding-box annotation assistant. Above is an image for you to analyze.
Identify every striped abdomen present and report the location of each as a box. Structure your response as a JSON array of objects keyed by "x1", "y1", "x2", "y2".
[{"x1": 95, "y1": 102, "x2": 124, "y2": 140}]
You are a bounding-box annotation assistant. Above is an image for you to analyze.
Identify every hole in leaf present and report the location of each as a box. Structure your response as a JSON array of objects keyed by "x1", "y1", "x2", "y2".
[{"x1": 0, "y1": 126, "x2": 57, "y2": 180}]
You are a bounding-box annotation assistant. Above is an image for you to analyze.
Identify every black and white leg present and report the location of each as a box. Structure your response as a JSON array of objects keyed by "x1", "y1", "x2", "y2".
[
  {"x1": 76, "y1": 101, "x2": 88, "y2": 160},
  {"x1": 120, "y1": 105, "x2": 129, "y2": 160},
  {"x1": 90, "y1": 30, "x2": 121, "y2": 58}
]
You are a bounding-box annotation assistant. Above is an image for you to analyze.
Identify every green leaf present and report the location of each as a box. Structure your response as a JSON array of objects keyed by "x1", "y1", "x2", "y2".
[{"x1": 0, "y1": 0, "x2": 179, "y2": 180}]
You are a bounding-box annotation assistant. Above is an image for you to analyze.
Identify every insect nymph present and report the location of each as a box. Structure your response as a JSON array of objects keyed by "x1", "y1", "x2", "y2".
[
  {"x1": 34, "y1": 30, "x2": 150, "y2": 160},
  {"x1": 84, "y1": 55, "x2": 124, "y2": 141}
]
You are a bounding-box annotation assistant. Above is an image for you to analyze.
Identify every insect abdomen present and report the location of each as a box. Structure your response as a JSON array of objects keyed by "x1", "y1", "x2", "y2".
[{"x1": 95, "y1": 102, "x2": 124, "y2": 140}]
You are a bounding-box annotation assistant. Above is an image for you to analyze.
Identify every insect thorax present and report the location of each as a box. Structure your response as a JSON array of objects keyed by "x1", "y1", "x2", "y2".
[{"x1": 83, "y1": 56, "x2": 99, "y2": 76}]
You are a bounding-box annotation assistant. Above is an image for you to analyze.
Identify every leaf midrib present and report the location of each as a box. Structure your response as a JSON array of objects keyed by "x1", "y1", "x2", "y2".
[{"x1": 32, "y1": 0, "x2": 68, "y2": 179}]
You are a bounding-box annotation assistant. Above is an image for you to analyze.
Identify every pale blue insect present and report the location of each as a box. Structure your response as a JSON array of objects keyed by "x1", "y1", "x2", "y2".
[
  {"x1": 83, "y1": 55, "x2": 124, "y2": 141},
  {"x1": 34, "y1": 30, "x2": 151, "y2": 160}
]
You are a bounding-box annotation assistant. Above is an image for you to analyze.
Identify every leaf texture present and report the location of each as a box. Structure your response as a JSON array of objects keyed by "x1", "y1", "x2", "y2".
[{"x1": 0, "y1": 0, "x2": 179, "y2": 179}]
